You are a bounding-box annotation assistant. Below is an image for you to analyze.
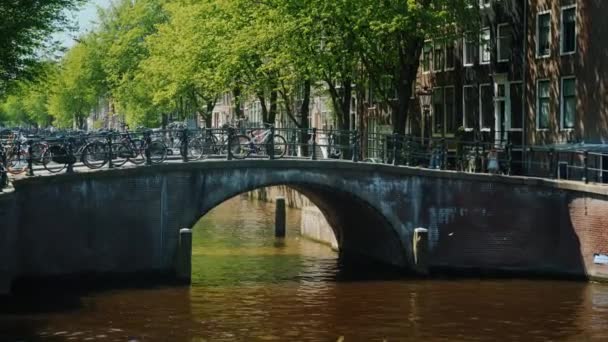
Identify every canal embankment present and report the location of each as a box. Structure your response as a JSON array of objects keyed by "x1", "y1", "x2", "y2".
[
  {"x1": 0, "y1": 188, "x2": 17, "y2": 295},
  {"x1": 247, "y1": 186, "x2": 339, "y2": 250}
]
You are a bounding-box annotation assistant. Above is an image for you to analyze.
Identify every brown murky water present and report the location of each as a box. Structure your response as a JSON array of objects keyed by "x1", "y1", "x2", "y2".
[{"x1": 2, "y1": 196, "x2": 608, "y2": 341}]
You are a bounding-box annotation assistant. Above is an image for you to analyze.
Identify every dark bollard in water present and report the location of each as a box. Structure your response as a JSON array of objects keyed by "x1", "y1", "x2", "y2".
[
  {"x1": 176, "y1": 228, "x2": 192, "y2": 284},
  {"x1": 275, "y1": 197, "x2": 286, "y2": 238}
]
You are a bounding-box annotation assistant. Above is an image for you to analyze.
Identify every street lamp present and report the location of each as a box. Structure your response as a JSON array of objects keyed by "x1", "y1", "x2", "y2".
[{"x1": 417, "y1": 86, "x2": 433, "y2": 145}]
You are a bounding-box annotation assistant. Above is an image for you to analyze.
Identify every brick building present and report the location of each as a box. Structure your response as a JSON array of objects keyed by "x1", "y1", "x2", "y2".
[{"x1": 413, "y1": 0, "x2": 608, "y2": 149}]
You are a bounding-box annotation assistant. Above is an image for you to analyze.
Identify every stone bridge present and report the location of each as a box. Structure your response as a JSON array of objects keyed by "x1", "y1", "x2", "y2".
[{"x1": 1, "y1": 160, "x2": 608, "y2": 295}]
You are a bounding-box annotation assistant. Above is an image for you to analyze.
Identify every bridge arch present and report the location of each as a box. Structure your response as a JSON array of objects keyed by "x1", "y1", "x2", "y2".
[{"x1": 187, "y1": 180, "x2": 407, "y2": 268}]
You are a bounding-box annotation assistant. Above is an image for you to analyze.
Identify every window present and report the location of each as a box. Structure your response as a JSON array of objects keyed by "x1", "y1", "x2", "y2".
[
  {"x1": 561, "y1": 77, "x2": 576, "y2": 129},
  {"x1": 480, "y1": 28, "x2": 491, "y2": 64},
  {"x1": 480, "y1": 84, "x2": 493, "y2": 130},
  {"x1": 463, "y1": 85, "x2": 478, "y2": 129},
  {"x1": 509, "y1": 82, "x2": 523, "y2": 130},
  {"x1": 445, "y1": 87, "x2": 456, "y2": 134},
  {"x1": 561, "y1": 6, "x2": 576, "y2": 54},
  {"x1": 537, "y1": 12, "x2": 551, "y2": 57},
  {"x1": 480, "y1": 0, "x2": 490, "y2": 8},
  {"x1": 463, "y1": 34, "x2": 476, "y2": 66},
  {"x1": 433, "y1": 42, "x2": 444, "y2": 72},
  {"x1": 445, "y1": 40, "x2": 455, "y2": 70},
  {"x1": 422, "y1": 41, "x2": 432, "y2": 72},
  {"x1": 432, "y1": 88, "x2": 444, "y2": 134},
  {"x1": 537, "y1": 80, "x2": 550, "y2": 130},
  {"x1": 497, "y1": 24, "x2": 512, "y2": 62}
]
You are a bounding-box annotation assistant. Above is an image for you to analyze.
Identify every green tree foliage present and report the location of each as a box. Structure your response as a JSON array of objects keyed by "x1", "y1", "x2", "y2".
[
  {"x1": 0, "y1": 0, "x2": 84, "y2": 95},
  {"x1": 2, "y1": 0, "x2": 481, "y2": 131},
  {"x1": 95, "y1": 0, "x2": 168, "y2": 127},
  {"x1": 0, "y1": 63, "x2": 56, "y2": 127},
  {"x1": 47, "y1": 38, "x2": 106, "y2": 129}
]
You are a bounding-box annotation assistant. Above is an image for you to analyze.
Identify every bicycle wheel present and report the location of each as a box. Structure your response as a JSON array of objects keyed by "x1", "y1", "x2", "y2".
[
  {"x1": 42, "y1": 145, "x2": 68, "y2": 173},
  {"x1": 6, "y1": 150, "x2": 28, "y2": 174},
  {"x1": 30, "y1": 142, "x2": 47, "y2": 165},
  {"x1": 128, "y1": 139, "x2": 146, "y2": 165},
  {"x1": 229, "y1": 135, "x2": 251, "y2": 160},
  {"x1": 271, "y1": 134, "x2": 288, "y2": 159},
  {"x1": 112, "y1": 143, "x2": 130, "y2": 167},
  {"x1": 148, "y1": 141, "x2": 167, "y2": 164},
  {"x1": 187, "y1": 138, "x2": 205, "y2": 160},
  {"x1": 82, "y1": 142, "x2": 108, "y2": 169}
]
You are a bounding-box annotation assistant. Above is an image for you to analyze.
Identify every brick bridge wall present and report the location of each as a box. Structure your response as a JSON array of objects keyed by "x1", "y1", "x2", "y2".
[{"x1": 1, "y1": 160, "x2": 607, "y2": 294}]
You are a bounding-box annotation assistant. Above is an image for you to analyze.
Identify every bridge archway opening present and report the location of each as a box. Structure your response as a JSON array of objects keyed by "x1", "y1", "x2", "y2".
[{"x1": 189, "y1": 184, "x2": 407, "y2": 270}]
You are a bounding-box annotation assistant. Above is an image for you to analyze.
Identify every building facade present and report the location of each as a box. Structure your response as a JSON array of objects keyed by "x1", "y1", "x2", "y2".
[{"x1": 413, "y1": 0, "x2": 608, "y2": 149}]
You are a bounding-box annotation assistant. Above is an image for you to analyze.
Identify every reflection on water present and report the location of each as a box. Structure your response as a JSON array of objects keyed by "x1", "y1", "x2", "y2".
[{"x1": 2, "y1": 196, "x2": 608, "y2": 341}]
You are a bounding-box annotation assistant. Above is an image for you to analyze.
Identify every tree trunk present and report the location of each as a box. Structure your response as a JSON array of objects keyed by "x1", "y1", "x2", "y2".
[
  {"x1": 394, "y1": 38, "x2": 424, "y2": 135},
  {"x1": 258, "y1": 93, "x2": 268, "y2": 124},
  {"x1": 233, "y1": 87, "x2": 243, "y2": 119},
  {"x1": 300, "y1": 79, "x2": 311, "y2": 155},
  {"x1": 204, "y1": 100, "x2": 215, "y2": 128},
  {"x1": 269, "y1": 89, "x2": 278, "y2": 125}
]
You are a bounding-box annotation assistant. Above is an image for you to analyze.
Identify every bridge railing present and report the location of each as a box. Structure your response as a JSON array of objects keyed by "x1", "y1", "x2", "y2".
[{"x1": 0, "y1": 126, "x2": 607, "y2": 185}]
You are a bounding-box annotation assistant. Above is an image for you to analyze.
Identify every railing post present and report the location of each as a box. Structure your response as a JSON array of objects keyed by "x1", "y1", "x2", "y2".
[
  {"x1": 382, "y1": 135, "x2": 387, "y2": 164},
  {"x1": 268, "y1": 125, "x2": 275, "y2": 160},
  {"x1": 583, "y1": 150, "x2": 589, "y2": 184},
  {"x1": 351, "y1": 130, "x2": 359, "y2": 163},
  {"x1": 549, "y1": 148, "x2": 555, "y2": 179},
  {"x1": 441, "y1": 138, "x2": 447, "y2": 170},
  {"x1": 311, "y1": 128, "x2": 317, "y2": 161},
  {"x1": 392, "y1": 133, "x2": 398, "y2": 166},
  {"x1": 226, "y1": 128, "x2": 233, "y2": 161},
  {"x1": 404, "y1": 135, "x2": 411, "y2": 166},
  {"x1": 0, "y1": 147, "x2": 7, "y2": 191},
  {"x1": 66, "y1": 139, "x2": 75, "y2": 174},
  {"x1": 474, "y1": 139, "x2": 480, "y2": 173},
  {"x1": 107, "y1": 133, "x2": 114, "y2": 169},
  {"x1": 507, "y1": 143, "x2": 513, "y2": 176},
  {"x1": 181, "y1": 128, "x2": 189, "y2": 162},
  {"x1": 26, "y1": 140, "x2": 34, "y2": 176},
  {"x1": 145, "y1": 131, "x2": 152, "y2": 166}
]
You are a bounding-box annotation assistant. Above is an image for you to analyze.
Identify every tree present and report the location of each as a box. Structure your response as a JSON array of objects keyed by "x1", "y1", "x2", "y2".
[
  {"x1": 354, "y1": 0, "x2": 479, "y2": 134},
  {"x1": 0, "y1": 0, "x2": 84, "y2": 95},
  {"x1": 0, "y1": 62, "x2": 56, "y2": 127},
  {"x1": 142, "y1": 1, "x2": 225, "y2": 127},
  {"x1": 47, "y1": 39, "x2": 105, "y2": 129},
  {"x1": 96, "y1": 0, "x2": 168, "y2": 127}
]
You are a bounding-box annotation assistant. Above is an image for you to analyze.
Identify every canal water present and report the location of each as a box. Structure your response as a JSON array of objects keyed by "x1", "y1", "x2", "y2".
[{"x1": 2, "y1": 196, "x2": 608, "y2": 341}]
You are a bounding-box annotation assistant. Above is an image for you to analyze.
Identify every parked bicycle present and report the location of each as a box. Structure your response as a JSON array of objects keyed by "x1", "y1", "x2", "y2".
[
  {"x1": 230, "y1": 124, "x2": 287, "y2": 159},
  {"x1": 81, "y1": 127, "x2": 167, "y2": 169}
]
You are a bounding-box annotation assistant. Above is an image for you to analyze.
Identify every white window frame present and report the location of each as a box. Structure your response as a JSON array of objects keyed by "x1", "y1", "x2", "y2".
[
  {"x1": 536, "y1": 78, "x2": 551, "y2": 131},
  {"x1": 560, "y1": 5, "x2": 577, "y2": 56},
  {"x1": 536, "y1": 10, "x2": 552, "y2": 59},
  {"x1": 479, "y1": 27, "x2": 491, "y2": 65},
  {"x1": 444, "y1": 40, "x2": 456, "y2": 71},
  {"x1": 497, "y1": 23, "x2": 511, "y2": 63},
  {"x1": 463, "y1": 85, "x2": 476, "y2": 131},
  {"x1": 507, "y1": 81, "x2": 523, "y2": 132},
  {"x1": 443, "y1": 85, "x2": 456, "y2": 137},
  {"x1": 560, "y1": 76, "x2": 576, "y2": 131},
  {"x1": 422, "y1": 40, "x2": 432, "y2": 74},
  {"x1": 433, "y1": 41, "x2": 444, "y2": 73},
  {"x1": 463, "y1": 34, "x2": 475, "y2": 67},
  {"x1": 479, "y1": 83, "x2": 492, "y2": 132}
]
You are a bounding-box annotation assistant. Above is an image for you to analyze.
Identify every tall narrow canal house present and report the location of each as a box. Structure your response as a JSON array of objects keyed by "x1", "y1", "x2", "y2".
[{"x1": 411, "y1": 0, "x2": 608, "y2": 174}]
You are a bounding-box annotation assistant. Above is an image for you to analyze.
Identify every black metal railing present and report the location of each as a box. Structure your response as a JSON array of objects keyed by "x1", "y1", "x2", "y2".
[{"x1": 1, "y1": 126, "x2": 607, "y2": 186}]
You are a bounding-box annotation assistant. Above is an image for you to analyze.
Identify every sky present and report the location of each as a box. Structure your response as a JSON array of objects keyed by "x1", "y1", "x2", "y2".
[{"x1": 53, "y1": 0, "x2": 112, "y2": 49}]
